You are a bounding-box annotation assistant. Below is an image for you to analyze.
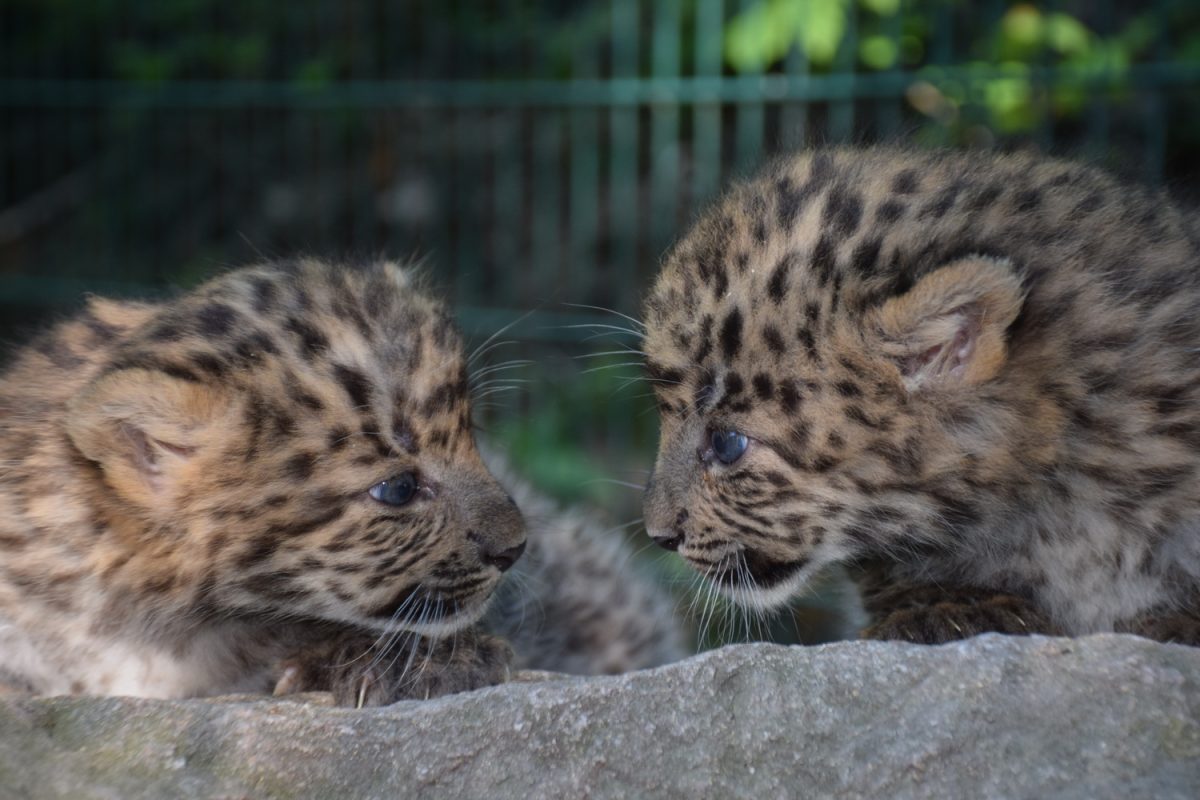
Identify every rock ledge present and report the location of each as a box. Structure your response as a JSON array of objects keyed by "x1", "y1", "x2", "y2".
[{"x1": 2, "y1": 635, "x2": 1198, "y2": 799}]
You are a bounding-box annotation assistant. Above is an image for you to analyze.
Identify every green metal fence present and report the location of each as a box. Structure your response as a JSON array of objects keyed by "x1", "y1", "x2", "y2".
[{"x1": 2, "y1": 0, "x2": 1199, "y2": 502}]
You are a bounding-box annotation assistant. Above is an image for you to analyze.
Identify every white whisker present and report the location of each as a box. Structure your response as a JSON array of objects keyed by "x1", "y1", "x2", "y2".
[
  {"x1": 562, "y1": 302, "x2": 646, "y2": 331},
  {"x1": 468, "y1": 310, "x2": 536, "y2": 366}
]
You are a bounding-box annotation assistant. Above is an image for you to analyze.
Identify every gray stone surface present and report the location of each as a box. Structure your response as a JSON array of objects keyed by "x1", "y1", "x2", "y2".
[{"x1": 1, "y1": 635, "x2": 1198, "y2": 799}]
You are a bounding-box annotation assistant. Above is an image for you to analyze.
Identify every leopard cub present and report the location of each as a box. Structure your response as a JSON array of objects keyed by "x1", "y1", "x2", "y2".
[
  {"x1": 642, "y1": 147, "x2": 1200, "y2": 645},
  {"x1": 0, "y1": 259, "x2": 682, "y2": 705}
]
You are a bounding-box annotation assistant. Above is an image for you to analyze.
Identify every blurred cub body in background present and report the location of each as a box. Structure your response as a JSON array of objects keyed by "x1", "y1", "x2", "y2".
[
  {"x1": 643, "y1": 147, "x2": 1200, "y2": 644},
  {"x1": 0, "y1": 259, "x2": 681, "y2": 704}
]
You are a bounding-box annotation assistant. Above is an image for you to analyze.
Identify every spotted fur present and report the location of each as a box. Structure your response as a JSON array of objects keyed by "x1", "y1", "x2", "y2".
[
  {"x1": 0, "y1": 258, "x2": 679, "y2": 703},
  {"x1": 642, "y1": 147, "x2": 1200, "y2": 643},
  {"x1": 485, "y1": 452, "x2": 687, "y2": 675}
]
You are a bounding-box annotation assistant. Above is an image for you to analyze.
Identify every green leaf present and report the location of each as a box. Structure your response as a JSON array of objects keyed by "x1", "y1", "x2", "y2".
[
  {"x1": 800, "y1": 0, "x2": 849, "y2": 66},
  {"x1": 861, "y1": 0, "x2": 900, "y2": 16},
  {"x1": 724, "y1": 0, "x2": 801, "y2": 73},
  {"x1": 724, "y1": 0, "x2": 851, "y2": 72},
  {"x1": 860, "y1": 35, "x2": 898, "y2": 70},
  {"x1": 1046, "y1": 13, "x2": 1092, "y2": 56},
  {"x1": 1001, "y1": 4, "x2": 1044, "y2": 50}
]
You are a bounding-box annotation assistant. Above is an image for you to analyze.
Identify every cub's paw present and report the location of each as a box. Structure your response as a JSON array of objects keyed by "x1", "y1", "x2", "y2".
[
  {"x1": 1116, "y1": 611, "x2": 1200, "y2": 646},
  {"x1": 379, "y1": 631, "x2": 515, "y2": 703},
  {"x1": 862, "y1": 593, "x2": 1056, "y2": 644},
  {"x1": 274, "y1": 628, "x2": 514, "y2": 707}
]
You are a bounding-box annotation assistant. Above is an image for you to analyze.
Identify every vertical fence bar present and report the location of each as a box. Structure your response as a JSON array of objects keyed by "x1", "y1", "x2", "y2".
[
  {"x1": 1035, "y1": 0, "x2": 1057, "y2": 152},
  {"x1": 147, "y1": 103, "x2": 161, "y2": 282},
  {"x1": 734, "y1": 0, "x2": 764, "y2": 175},
  {"x1": 609, "y1": 0, "x2": 639, "y2": 312},
  {"x1": 172, "y1": 101, "x2": 188, "y2": 278},
  {"x1": 1085, "y1": 0, "x2": 1112, "y2": 163},
  {"x1": 876, "y1": 3, "x2": 903, "y2": 140},
  {"x1": 692, "y1": 0, "x2": 724, "y2": 211},
  {"x1": 119, "y1": 99, "x2": 136, "y2": 282},
  {"x1": 780, "y1": 35, "x2": 809, "y2": 150},
  {"x1": 0, "y1": 4, "x2": 7, "y2": 220},
  {"x1": 492, "y1": 0, "x2": 523, "y2": 311},
  {"x1": 284, "y1": 4, "x2": 306, "y2": 272},
  {"x1": 37, "y1": 13, "x2": 52, "y2": 281},
  {"x1": 570, "y1": 6, "x2": 602, "y2": 459},
  {"x1": 828, "y1": 3, "x2": 856, "y2": 142},
  {"x1": 423, "y1": 1, "x2": 455, "y2": 290},
  {"x1": 569, "y1": 11, "x2": 600, "y2": 301},
  {"x1": 928, "y1": 1, "x2": 952, "y2": 146},
  {"x1": 68, "y1": 43, "x2": 92, "y2": 281},
  {"x1": 1144, "y1": 0, "x2": 1170, "y2": 182},
  {"x1": 392, "y1": 2, "x2": 414, "y2": 253},
  {"x1": 649, "y1": 0, "x2": 682, "y2": 261},
  {"x1": 347, "y1": 2, "x2": 369, "y2": 256},
  {"x1": 608, "y1": 0, "x2": 640, "y2": 459},
  {"x1": 311, "y1": 4, "x2": 333, "y2": 253},
  {"x1": 454, "y1": 0, "x2": 484, "y2": 305},
  {"x1": 531, "y1": 28, "x2": 564, "y2": 316},
  {"x1": 364, "y1": 3, "x2": 382, "y2": 260}
]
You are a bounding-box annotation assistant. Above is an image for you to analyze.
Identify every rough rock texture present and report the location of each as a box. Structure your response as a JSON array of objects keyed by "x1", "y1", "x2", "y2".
[{"x1": 1, "y1": 635, "x2": 1198, "y2": 799}]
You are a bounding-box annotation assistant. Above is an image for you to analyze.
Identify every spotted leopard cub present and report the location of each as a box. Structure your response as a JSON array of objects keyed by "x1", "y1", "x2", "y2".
[
  {"x1": 0, "y1": 259, "x2": 527, "y2": 704},
  {"x1": 643, "y1": 147, "x2": 1200, "y2": 645}
]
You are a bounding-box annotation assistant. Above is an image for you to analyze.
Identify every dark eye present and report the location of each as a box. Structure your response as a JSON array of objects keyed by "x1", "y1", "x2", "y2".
[
  {"x1": 710, "y1": 430, "x2": 749, "y2": 464},
  {"x1": 368, "y1": 473, "x2": 419, "y2": 506}
]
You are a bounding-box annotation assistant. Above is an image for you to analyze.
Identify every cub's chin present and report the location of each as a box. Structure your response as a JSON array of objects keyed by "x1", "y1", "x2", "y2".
[
  {"x1": 364, "y1": 586, "x2": 494, "y2": 637},
  {"x1": 703, "y1": 549, "x2": 820, "y2": 610},
  {"x1": 398, "y1": 599, "x2": 491, "y2": 637}
]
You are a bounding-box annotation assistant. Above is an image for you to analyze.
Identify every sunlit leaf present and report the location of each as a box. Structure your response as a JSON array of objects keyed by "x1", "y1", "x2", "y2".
[
  {"x1": 725, "y1": 0, "x2": 801, "y2": 73},
  {"x1": 860, "y1": 35, "x2": 898, "y2": 70},
  {"x1": 724, "y1": 0, "x2": 851, "y2": 72},
  {"x1": 1001, "y1": 4, "x2": 1043, "y2": 49},
  {"x1": 861, "y1": 0, "x2": 900, "y2": 17},
  {"x1": 800, "y1": 0, "x2": 850, "y2": 66},
  {"x1": 1046, "y1": 13, "x2": 1092, "y2": 56},
  {"x1": 984, "y1": 76, "x2": 1031, "y2": 117}
]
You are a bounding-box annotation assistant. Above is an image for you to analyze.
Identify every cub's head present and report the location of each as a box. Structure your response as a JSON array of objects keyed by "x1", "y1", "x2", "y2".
[
  {"x1": 639, "y1": 148, "x2": 1111, "y2": 608},
  {"x1": 67, "y1": 259, "x2": 525, "y2": 635}
]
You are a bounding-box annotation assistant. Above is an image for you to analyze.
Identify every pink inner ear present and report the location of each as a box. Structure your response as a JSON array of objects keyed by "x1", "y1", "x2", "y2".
[
  {"x1": 118, "y1": 423, "x2": 194, "y2": 485},
  {"x1": 899, "y1": 307, "x2": 979, "y2": 382},
  {"x1": 119, "y1": 424, "x2": 160, "y2": 479},
  {"x1": 900, "y1": 343, "x2": 944, "y2": 378},
  {"x1": 948, "y1": 322, "x2": 976, "y2": 378}
]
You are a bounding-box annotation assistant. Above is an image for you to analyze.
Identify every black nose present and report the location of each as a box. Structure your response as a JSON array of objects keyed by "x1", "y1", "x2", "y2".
[
  {"x1": 651, "y1": 531, "x2": 684, "y2": 551},
  {"x1": 481, "y1": 539, "x2": 526, "y2": 572}
]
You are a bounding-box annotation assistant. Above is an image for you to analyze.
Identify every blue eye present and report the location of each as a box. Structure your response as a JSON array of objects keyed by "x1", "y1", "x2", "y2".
[
  {"x1": 368, "y1": 473, "x2": 419, "y2": 506},
  {"x1": 710, "y1": 430, "x2": 749, "y2": 464}
]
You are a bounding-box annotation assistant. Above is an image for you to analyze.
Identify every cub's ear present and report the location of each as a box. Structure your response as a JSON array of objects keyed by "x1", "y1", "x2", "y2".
[
  {"x1": 867, "y1": 256, "x2": 1025, "y2": 392},
  {"x1": 66, "y1": 369, "x2": 230, "y2": 511}
]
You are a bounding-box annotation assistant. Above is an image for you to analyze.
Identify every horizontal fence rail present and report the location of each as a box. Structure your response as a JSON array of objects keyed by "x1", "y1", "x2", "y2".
[{"x1": 5, "y1": 62, "x2": 1200, "y2": 107}]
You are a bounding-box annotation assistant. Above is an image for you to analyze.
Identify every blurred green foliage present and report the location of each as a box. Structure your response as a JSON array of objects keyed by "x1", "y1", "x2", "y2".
[
  {"x1": 726, "y1": 0, "x2": 856, "y2": 69},
  {"x1": 724, "y1": 1, "x2": 1200, "y2": 136},
  {"x1": 8, "y1": 0, "x2": 1199, "y2": 144}
]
